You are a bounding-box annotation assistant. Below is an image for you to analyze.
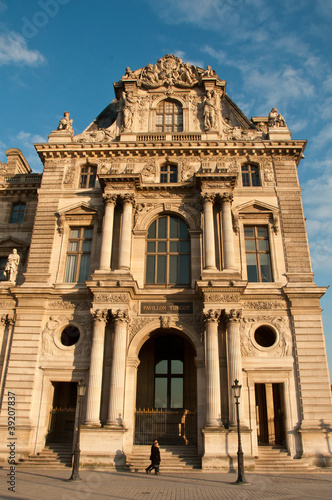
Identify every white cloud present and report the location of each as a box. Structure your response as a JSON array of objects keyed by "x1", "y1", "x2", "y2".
[
  {"x1": 0, "y1": 31, "x2": 46, "y2": 67},
  {"x1": 311, "y1": 122, "x2": 332, "y2": 150},
  {"x1": 173, "y1": 50, "x2": 204, "y2": 68},
  {"x1": 0, "y1": 1, "x2": 7, "y2": 13},
  {"x1": 16, "y1": 131, "x2": 47, "y2": 147}
]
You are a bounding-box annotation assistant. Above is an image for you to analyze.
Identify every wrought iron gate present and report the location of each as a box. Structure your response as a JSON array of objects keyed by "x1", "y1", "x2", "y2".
[
  {"x1": 46, "y1": 408, "x2": 76, "y2": 443},
  {"x1": 135, "y1": 409, "x2": 197, "y2": 445}
]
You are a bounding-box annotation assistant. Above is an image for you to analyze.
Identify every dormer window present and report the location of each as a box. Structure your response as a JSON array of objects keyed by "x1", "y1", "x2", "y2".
[
  {"x1": 241, "y1": 164, "x2": 260, "y2": 187},
  {"x1": 156, "y1": 99, "x2": 183, "y2": 132},
  {"x1": 160, "y1": 164, "x2": 178, "y2": 183}
]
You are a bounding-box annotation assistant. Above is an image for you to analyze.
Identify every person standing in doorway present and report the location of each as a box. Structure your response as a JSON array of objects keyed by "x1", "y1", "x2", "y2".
[{"x1": 145, "y1": 440, "x2": 161, "y2": 475}]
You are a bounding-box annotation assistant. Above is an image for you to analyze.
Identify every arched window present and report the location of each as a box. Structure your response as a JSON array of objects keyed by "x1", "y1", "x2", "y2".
[
  {"x1": 154, "y1": 336, "x2": 184, "y2": 409},
  {"x1": 160, "y1": 164, "x2": 178, "y2": 183},
  {"x1": 156, "y1": 99, "x2": 183, "y2": 132},
  {"x1": 241, "y1": 164, "x2": 260, "y2": 187},
  {"x1": 80, "y1": 165, "x2": 97, "y2": 188},
  {"x1": 146, "y1": 215, "x2": 190, "y2": 286}
]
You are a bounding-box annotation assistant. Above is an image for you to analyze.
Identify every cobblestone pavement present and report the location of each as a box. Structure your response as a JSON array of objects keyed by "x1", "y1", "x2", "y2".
[{"x1": 0, "y1": 468, "x2": 332, "y2": 500}]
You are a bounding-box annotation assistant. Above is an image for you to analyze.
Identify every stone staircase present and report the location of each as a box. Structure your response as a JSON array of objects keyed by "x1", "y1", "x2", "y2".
[
  {"x1": 254, "y1": 445, "x2": 316, "y2": 473},
  {"x1": 126, "y1": 445, "x2": 201, "y2": 472},
  {"x1": 17, "y1": 443, "x2": 73, "y2": 469}
]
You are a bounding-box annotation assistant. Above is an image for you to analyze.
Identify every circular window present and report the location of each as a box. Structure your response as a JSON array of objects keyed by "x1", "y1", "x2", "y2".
[
  {"x1": 254, "y1": 325, "x2": 276, "y2": 348},
  {"x1": 61, "y1": 325, "x2": 80, "y2": 347}
]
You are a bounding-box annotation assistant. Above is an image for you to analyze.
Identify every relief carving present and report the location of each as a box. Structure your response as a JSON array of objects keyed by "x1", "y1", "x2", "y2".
[{"x1": 240, "y1": 315, "x2": 292, "y2": 357}]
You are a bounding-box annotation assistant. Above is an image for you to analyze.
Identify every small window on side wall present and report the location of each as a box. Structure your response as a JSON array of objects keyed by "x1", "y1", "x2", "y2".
[
  {"x1": 160, "y1": 164, "x2": 178, "y2": 183},
  {"x1": 80, "y1": 165, "x2": 97, "y2": 188},
  {"x1": 10, "y1": 203, "x2": 26, "y2": 223},
  {"x1": 64, "y1": 227, "x2": 93, "y2": 283},
  {"x1": 244, "y1": 226, "x2": 272, "y2": 282},
  {"x1": 241, "y1": 164, "x2": 260, "y2": 187}
]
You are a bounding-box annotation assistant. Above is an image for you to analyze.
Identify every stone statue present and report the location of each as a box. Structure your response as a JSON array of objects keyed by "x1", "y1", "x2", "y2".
[
  {"x1": 203, "y1": 91, "x2": 217, "y2": 130},
  {"x1": 203, "y1": 65, "x2": 214, "y2": 77},
  {"x1": 3, "y1": 249, "x2": 20, "y2": 284},
  {"x1": 268, "y1": 107, "x2": 286, "y2": 127},
  {"x1": 121, "y1": 92, "x2": 136, "y2": 131},
  {"x1": 57, "y1": 111, "x2": 73, "y2": 133}
]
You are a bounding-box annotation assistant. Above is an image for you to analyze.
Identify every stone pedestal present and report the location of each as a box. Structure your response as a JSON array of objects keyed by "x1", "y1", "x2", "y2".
[
  {"x1": 201, "y1": 427, "x2": 254, "y2": 470},
  {"x1": 80, "y1": 427, "x2": 127, "y2": 468}
]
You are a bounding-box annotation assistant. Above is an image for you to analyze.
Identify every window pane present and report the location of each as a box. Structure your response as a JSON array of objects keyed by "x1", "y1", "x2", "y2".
[
  {"x1": 157, "y1": 255, "x2": 166, "y2": 283},
  {"x1": 246, "y1": 254, "x2": 258, "y2": 282},
  {"x1": 64, "y1": 255, "x2": 77, "y2": 282},
  {"x1": 80, "y1": 174, "x2": 87, "y2": 188},
  {"x1": 88, "y1": 173, "x2": 96, "y2": 188},
  {"x1": 169, "y1": 255, "x2": 178, "y2": 283},
  {"x1": 160, "y1": 173, "x2": 167, "y2": 183},
  {"x1": 70, "y1": 228, "x2": 80, "y2": 238},
  {"x1": 155, "y1": 378, "x2": 167, "y2": 408},
  {"x1": 169, "y1": 171, "x2": 177, "y2": 182},
  {"x1": 244, "y1": 227, "x2": 254, "y2": 238},
  {"x1": 257, "y1": 227, "x2": 268, "y2": 238},
  {"x1": 148, "y1": 221, "x2": 156, "y2": 238},
  {"x1": 170, "y1": 241, "x2": 178, "y2": 252},
  {"x1": 171, "y1": 378, "x2": 183, "y2": 408},
  {"x1": 171, "y1": 360, "x2": 183, "y2": 374},
  {"x1": 170, "y1": 217, "x2": 178, "y2": 238},
  {"x1": 84, "y1": 228, "x2": 93, "y2": 239},
  {"x1": 179, "y1": 221, "x2": 188, "y2": 239},
  {"x1": 158, "y1": 242, "x2": 167, "y2": 253},
  {"x1": 78, "y1": 254, "x2": 90, "y2": 282},
  {"x1": 242, "y1": 173, "x2": 250, "y2": 186},
  {"x1": 146, "y1": 255, "x2": 155, "y2": 283},
  {"x1": 156, "y1": 115, "x2": 163, "y2": 125},
  {"x1": 258, "y1": 239, "x2": 269, "y2": 251},
  {"x1": 260, "y1": 254, "x2": 272, "y2": 282},
  {"x1": 165, "y1": 114, "x2": 173, "y2": 124},
  {"x1": 158, "y1": 217, "x2": 167, "y2": 238},
  {"x1": 155, "y1": 360, "x2": 168, "y2": 374},
  {"x1": 245, "y1": 240, "x2": 256, "y2": 251},
  {"x1": 179, "y1": 255, "x2": 190, "y2": 284},
  {"x1": 147, "y1": 242, "x2": 156, "y2": 253},
  {"x1": 180, "y1": 241, "x2": 189, "y2": 253},
  {"x1": 68, "y1": 241, "x2": 78, "y2": 252}
]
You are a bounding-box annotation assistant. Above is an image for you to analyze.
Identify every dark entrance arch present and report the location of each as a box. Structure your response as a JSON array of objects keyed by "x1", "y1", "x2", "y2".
[{"x1": 135, "y1": 330, "x2": 197, "y2": 445}]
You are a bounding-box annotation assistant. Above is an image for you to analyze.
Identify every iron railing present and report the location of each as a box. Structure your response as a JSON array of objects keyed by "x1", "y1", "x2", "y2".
[{"x1": 135, "y1": 409, "x2": 197, "y2": 445}]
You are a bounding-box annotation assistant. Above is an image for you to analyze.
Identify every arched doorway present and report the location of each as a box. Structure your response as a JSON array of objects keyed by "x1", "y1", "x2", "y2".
[{"x1": 135, "y1": 330, "x2": 197, "y2": 445}]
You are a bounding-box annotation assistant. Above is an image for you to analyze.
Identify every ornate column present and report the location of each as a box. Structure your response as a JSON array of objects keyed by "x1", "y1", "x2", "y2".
[
  {"x1": 226, "y1": 309, "x2": 243, "y2": 425},
  {"x1": 99, "y1": 193, "x2": 117, "y2": 270},
  {"x1": 221, "y1": 194, "x2": 236, "y2": 271},
  {"x1": 203, "y1": 309, "x2": 223, "y2": 427},
  {"x1": 106, "y1": 310, "x2": 129, "y2": 427},
  {"x1": 84, "y1": 309, "x2": 108, "y2": 425},
  {"x1": 118, "y1": 194, "x2": 134, "y2": 271},
  {"x1": 202, "y1": 194, "x2": 216, "y2": 270}
]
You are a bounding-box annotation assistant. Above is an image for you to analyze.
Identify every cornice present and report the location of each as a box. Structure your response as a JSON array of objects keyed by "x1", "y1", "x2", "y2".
[{"x1": 34, "y1": 139, "x2": 307, "y2": 162}]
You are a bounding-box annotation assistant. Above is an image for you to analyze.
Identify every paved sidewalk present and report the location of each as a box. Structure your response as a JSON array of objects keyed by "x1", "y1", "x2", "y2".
[{"x1": 0, "y1": 468, "x2": 331, "y2": 500}]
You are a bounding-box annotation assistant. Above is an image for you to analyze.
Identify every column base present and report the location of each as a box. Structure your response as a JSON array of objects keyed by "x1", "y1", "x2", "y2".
[{"x1": 82, "y1": 420, "x2": 101, "y2": 428}]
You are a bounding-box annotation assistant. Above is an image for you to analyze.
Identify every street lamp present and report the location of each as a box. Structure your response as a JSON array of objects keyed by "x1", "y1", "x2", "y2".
[
  {"x1": 232, "y1": 379, "x2": 248, "y2": 485},
  {"x1": 69, "y1": 378, "x2": 86, "y2": 481}
]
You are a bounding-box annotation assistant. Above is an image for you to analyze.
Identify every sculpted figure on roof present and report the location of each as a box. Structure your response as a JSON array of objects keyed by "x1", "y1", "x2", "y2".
[{"x1": 121, "y1": 55, "x2": 220, "y2": 89}]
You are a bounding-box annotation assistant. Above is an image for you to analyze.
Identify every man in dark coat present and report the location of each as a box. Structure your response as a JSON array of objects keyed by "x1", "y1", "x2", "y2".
[{"x1": 145, "y1": 440, "x2": 161, "y2": 475}]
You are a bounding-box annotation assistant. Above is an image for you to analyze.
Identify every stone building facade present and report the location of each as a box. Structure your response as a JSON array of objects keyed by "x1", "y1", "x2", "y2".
[{"x1": 0, "y1": 55, "x2": 331, "y2": 469}]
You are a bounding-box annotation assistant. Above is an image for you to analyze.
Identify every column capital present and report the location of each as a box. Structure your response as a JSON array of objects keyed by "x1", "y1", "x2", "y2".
[
  {"x1": 224, "y1": 309, "x2": 242, "y2": 323},
  {"x1": 201, "y1": 193, "x2": 216, "y2": 204},
  {"x1": 91, "y1": 308, "x2": 108, "y2": 324},
  {"x1": 219, "y1": 192, "x2": 233, "y2": 204},
  {"x1": 102, "y1": 193, "x2": 117, "y2": 205},
  {"x1": 119, "y1": 193, "x2": 135, "y2": 205},
  {"x1": 203, "y1": 309, "x2": 220, "y2": 324},
  {"x1": 112, "y1": 309, "x2": 129, "y2": 323}
]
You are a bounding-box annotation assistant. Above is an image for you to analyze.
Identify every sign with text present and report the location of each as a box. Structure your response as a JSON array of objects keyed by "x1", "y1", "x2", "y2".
[{"x1": 140, "y1": 302, "x2": 193, "y2": 315}]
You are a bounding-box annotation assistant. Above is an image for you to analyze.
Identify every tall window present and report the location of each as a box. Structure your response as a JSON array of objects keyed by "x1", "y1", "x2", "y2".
[
  {"x1": 10, "y1": 203, "x2": 26, "y2": 223},
  {"x1": 64, "y1": 227, "x2": 93, "y2": 283},
  {"x1": 80, "y1": 165, "x2": 97, "y2": 188},
  {"x1": 146, "y1": 215, "x2": 190, "y2": 286},
  {"x1": 154, "y1": 336, "x2": 184, "y2": 409},
  {"x1": 241, "y1": 164, "x2": 260, "y2": 187},
  {"x1": 0, "y1": 257, "x2": 7, "y2": 281},
  {"x1": 160, "y1": 164, "x2": 178, "y2": 183},
  {"x1": 156, "y1": 99, "x2": 183, "y2": 132},
  {"x1": 244, "y1": 226, "x2": 272, "y2": 282}
]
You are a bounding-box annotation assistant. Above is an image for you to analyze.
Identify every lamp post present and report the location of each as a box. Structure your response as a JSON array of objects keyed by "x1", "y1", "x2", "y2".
[
  {"x1": 232, "y1": 379, "x2": 248, "y2": 485},
  {"x1": 69, "y1": 379, "x2": 86, "y2": 481}
]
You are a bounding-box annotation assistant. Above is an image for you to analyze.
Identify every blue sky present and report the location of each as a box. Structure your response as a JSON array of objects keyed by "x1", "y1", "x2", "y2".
[{"x1": 0, "y1": 0, "x2": 332, "y2": 377}]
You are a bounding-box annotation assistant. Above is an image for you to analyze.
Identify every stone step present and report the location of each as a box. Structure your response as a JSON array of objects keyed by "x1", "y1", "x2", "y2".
[
  {"x1": 254, "y1": 446, "x2": 316, "y2": 473},
  {"x1": 126, "y1": 445, "x2": 201, "y2": 471}
]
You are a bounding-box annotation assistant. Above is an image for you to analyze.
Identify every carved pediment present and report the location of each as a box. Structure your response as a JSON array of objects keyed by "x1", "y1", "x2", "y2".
[
  {"x1": 233, "y1": 200, "x2": 279, "y2": 234},
  {"x1": 57, "y1": 202, "x2": 101, "y2": 234}
]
